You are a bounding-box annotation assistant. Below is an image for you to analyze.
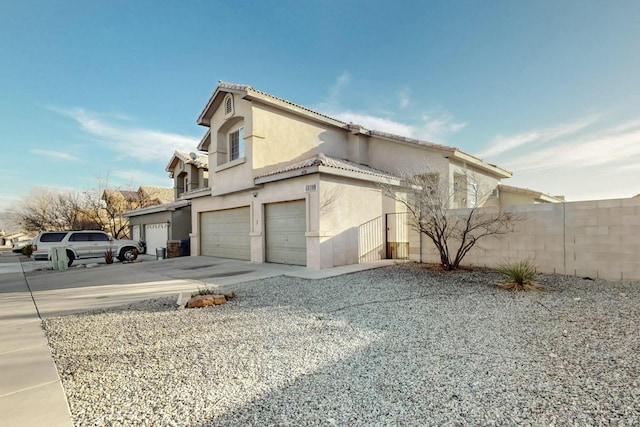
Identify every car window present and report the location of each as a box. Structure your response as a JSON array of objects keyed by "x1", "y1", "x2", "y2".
[
  {"x1": 69, "y1": 233, "x2": 91, "y2": 242},
  {"x1": 40, "y1": 232, "x2": 68, "y2": 242},
  {"x1": 90, "y1": 233, "x2": 110, "y2": 242}
]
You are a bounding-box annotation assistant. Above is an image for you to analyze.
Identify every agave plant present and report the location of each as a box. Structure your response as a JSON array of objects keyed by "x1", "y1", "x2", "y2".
[{"x1": 496, "y1": 259, "x2": 542, "y2": 291}]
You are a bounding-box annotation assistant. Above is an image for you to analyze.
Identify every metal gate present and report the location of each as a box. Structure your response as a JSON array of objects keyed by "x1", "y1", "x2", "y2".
[{"x1": 386, "y1": 212, "x2": 410, "y2": 260}]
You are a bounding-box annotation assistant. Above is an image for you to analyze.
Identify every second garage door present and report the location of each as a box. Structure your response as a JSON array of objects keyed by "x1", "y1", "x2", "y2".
[
  {"x1": 145, "y1": 223, "x2": 168, "y2": 255},
  {"x1": 200, "y1": 207, "x2": 250, "y2": 260},
  {"x1": 265, "y1": 200, "x2": 306, "y2": 266}
]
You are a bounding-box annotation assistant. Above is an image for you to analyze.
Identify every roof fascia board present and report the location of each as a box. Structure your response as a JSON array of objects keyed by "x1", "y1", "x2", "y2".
[
  {"x1": 450, "y1": 150, "x2": 512, "y2": 178},
  {"x1": 371, "y1": 132, "x2": 456, "y2": 154},
  {"x1": 211, "y1": 183, "x2": 262, "y2": 197},
  {"x1": 123, "y1": 200, "x2": 191, "y2": 217},
  {"x1": 197, "y1": 129, "x2": 211, "y2": 151}
]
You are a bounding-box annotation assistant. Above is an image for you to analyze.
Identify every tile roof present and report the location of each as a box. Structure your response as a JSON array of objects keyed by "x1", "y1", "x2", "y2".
[
  {"x1": 139, "y1": 186, "x2": 174, "y2": 204},
  {"x1": 255, "y1": 153, "x2": 400, "y2": 180},
  {"x1": 217, "y1": 81, "x2": 349, "y2": 126},
  {"x1": 213, "y1": 82, "x2": 509, "y2": 177},
  {"x1": 174, "y1": 150, "x2": 209, "y2": 168}
]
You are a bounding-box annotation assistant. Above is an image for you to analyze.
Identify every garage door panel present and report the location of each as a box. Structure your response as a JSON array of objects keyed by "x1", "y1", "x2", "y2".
[
  {"x1": 265, "y1": 200, "x2": 306, "y2": 266},
  {"x1": 145, "y1": 224, "x2": 168, "y2": 255},
  {"x1": 200, "y1": 207, "x2": 250, "y2": 260}
]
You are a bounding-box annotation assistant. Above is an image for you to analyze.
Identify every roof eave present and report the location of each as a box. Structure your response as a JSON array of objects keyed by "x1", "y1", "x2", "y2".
[
  {"x1": 244, "y1": 90, "x2": 348, "y2": 129},
  {"x1": 451, "y1": 150, "x2": 512, "y2": 179},
  {"x1": 197, "y1": 86, "x2": 248, "y2": 126},
  {"x1": 197, "y1": 129, "x2": 211, "y2": 151}
]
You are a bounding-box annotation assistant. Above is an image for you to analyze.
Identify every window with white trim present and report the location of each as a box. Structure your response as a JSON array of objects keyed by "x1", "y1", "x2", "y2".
[{"x1": 229, "y1": 127, "x2": 245, "y2": 161}]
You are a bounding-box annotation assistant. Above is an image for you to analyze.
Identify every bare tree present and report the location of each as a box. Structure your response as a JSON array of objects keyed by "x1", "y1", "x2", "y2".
[
  {"x1": 381, "y1": 168, "x2": 523, "y2": 270},
  {"x1": 80, "y1": 176, "x2": 166, "y2": 239},
  {"x1": 7, "y1": 188, "x2": 87, "y2": 233}
]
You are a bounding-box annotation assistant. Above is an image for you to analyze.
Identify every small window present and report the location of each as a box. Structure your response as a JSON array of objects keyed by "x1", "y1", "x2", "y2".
[
  {"x1": 41, "y1": 232, "x2": 67, "y2": 242},
  {"x1": 90, "y1": 233, "x2": 110, "y2": 242},
  {"x1": 229, "y1": 127, "x2": 245, "y2": 161},
  {"x1": 69, "y1": 233, "x2": 91, "y2": 242}
]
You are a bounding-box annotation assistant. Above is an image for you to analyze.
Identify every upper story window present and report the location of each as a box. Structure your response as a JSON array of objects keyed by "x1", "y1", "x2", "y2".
[
  {"x1": 224, "y1": 94, "x2": 234, "y2": 116},
  {"x1": 229, "y1": 127, "x2": 245, "y2": 161}
]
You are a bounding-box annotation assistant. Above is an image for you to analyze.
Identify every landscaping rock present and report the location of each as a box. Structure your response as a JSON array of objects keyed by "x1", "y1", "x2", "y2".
[{"x1": 186, "y1": 294, "x2": 226, "y2": 308}]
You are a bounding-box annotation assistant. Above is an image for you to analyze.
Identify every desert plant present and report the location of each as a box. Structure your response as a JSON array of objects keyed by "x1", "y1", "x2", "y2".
[
  {"x1": 104, "y1": 250, "x2": 114, "y2": 264},
  {"x1": 496, "y1": 259, "x2": 542, "y2": 291},
  {"x1": 191, "y1": 286, "x2": 215, "y2": 297},
  {"x1": 21, "y1": 244, "x2": 33, "y2": 257},
  {"x1": 379, "y1": 168, "x2": 524, "y2": 271}
]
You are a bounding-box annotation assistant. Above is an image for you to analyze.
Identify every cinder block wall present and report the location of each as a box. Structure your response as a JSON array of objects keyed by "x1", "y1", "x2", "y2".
[{"x1": 419, "y1": 197, "x2": 640, "y2": 281}]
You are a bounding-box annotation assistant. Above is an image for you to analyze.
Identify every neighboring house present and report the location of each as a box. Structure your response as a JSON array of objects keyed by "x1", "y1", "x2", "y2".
[
  {"x1": 187, "y1": 81, "x2": 521, "y2": 269},
  {"x1": 166, "y1": 150, "x2": 209, "y2": 200},
  {"x1": 490, "y1": 184, "x2": 565, "y2": 206},
  {"x1": 102, "y1": 186, "x2": 173, "y2": 240},
  {"x1": 124, "y1": 153, "x2": 209, "y2": 255}
]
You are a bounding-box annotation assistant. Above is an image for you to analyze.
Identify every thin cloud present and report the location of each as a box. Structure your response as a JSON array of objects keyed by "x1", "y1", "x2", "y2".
[
  {"x1": 478, "y1": 116, "x2": 640, "y2": 201},
  {"x1": 110, "y1": 169, "x2": 172, "y2": 189},
  {"x1": 50, "y1": 107, "x2": 200, "y2": 161},
  {"x1": 332, "y1": 111, "x2": 414, "y2": 136},
  {"x1": 324, "y1": 71, "x2": 351, "y2": 108},
  {"x1": 506, "y1": 125, "x2": 640, "y2": 173},
  {"x1": 315, "y1": 74, "x2": 465, "y2": 142},
  {"x1": 30, "y1": 148, "x2": 79, "y2": 161},
  {"x1": 418, "y1": 112, "x2": 467, "y2": 142},
  {"x1": 478, "y1": 115, "x2": 599, "y2": 159},
  {"x1": 397, "y1": 88, "x2": 410, "y2": 109}
]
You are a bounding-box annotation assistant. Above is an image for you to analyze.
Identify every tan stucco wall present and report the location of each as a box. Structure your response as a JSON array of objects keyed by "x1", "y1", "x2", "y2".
[
  {"x1": 251, "y1": 103, "x2": 347, "y2": 173},
  {"x1": 499, "y1": 190, "x2": 543, "y2": 206},
  {"x1": 206, "y1": 94, "x2": 255, "y2": 192},
  {"x1": 419, "y1": 197, "x2": 640, "y2": 281},
  {"x1": 319, "y1": 176, "x2": 386, "y2": 268},
  {"x1": 367, "y1": 137, "x2": 449, "y2": 176},
  {"x1": 191, "y1": 171, "x2": 413, "y2": 269}
]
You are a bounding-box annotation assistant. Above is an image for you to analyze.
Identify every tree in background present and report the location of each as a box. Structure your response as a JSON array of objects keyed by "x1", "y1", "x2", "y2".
[
  {"x1": 7, "y1": 188, "x2": 92, "y2": 233},
  {"x1": 7, "y1": 176, "x2": 169, "y2": 238},
  {"x1": 381, "y1": 168, "x2": 523, "y2": 271}
]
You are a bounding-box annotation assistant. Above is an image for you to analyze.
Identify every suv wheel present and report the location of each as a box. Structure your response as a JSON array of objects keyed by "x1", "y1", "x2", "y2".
[
  {"x1": 120, "y1": 247, "x2": 138, "y2": 262},
  {"x1": 66, "y1": 250, "x2": 75, "y2": 267}
]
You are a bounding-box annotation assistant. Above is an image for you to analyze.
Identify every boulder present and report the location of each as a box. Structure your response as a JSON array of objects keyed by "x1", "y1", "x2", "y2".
[{"x1": 186, "y1": 294, "x2": 227, "y2": 308}]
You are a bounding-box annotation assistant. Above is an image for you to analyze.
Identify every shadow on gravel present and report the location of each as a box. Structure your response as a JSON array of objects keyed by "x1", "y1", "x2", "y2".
[
  {"x1": 45, "y1": 264, "x2": 640, "y2": 426},
  {"x1": 196, "y1": 266, "x2": 640, "y2": 426}
]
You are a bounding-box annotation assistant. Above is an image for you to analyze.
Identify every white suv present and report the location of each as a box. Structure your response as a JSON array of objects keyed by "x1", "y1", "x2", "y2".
[{"x1": 31, "y1": 231, "x2": 143, "y2": 266}]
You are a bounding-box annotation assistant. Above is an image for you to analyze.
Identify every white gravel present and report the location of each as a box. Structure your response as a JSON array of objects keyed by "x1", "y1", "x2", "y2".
[{"x1": 43, "y1": 263, "x2": 640, "y2": 426}]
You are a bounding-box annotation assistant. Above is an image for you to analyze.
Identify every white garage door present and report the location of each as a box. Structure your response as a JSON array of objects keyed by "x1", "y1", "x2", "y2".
[
  {"x1": 265, "y1": 200, "x2": 306, "y2": 266},
  {"x1": 200, "y1": 207, "x2": 250, "y2": 260},
  {"x1": 145, "y1": 223, "x2": 168, "y2": 255}
]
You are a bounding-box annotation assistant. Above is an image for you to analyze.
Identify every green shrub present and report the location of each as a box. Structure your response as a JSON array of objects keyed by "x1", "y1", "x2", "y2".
[
  {"x1": 496, "y1": 259, "x2": 542, "y2": 291},
  {"x1": 191, "y1": 286, "x2": 215, "y2": 297},
  {"x1": 21, "y1": 244, "x2": 33, "y2": 257}
]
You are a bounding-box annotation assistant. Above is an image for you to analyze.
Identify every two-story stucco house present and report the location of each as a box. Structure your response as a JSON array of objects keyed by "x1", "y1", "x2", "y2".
[
  {"x1": 188, "y1": 82, "x2": 516, "y2": 269},
  {"x1": 124, "y1": 151, "x2": 209, "y2": 256}
]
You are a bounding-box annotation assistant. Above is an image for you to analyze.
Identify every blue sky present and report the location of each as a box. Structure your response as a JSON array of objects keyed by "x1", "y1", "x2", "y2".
[{"x1": 2, "y1": 0, "x2": 640, "y2": 212}]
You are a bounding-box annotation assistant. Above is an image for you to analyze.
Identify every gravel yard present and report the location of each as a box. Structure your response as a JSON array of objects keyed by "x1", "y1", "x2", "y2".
[{"x1": 43, "y1": 263, "x2": 640, "y2": 426}]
